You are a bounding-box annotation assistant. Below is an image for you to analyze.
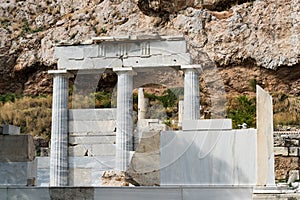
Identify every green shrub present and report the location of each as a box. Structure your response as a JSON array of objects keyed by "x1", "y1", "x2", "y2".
[{"x1": 228, "y1": 95, "x2": 256, "y2": 129}]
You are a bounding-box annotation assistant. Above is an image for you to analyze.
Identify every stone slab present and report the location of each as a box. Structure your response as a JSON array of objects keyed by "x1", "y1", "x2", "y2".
[
  {"x1": 0, "y1": 161, "x2": 37, "y2": 185},
  {"x1": 69, "y1": 156, "x2": 115, "y2": 169},
  {"x1": 0, "y1": 135, "x2": 35, "y2": 162},
  {"x1": 160, "y1": 129, "x2": 257, "y2": 185},
  {"x1": 1, "y1": 125, "x2": 20, "y2": 135},
  {"x1": 0, "y1": 188, "x2": 7, "y2": 200},
  {"x1": 8, "y1": 188, "x2": 50, "y2": 200},
  {"x1": 91, "y1": 144, "x2": 116, "y2": 156},
  {"x1": 37, "y1": 157, "x2": 50, "y2": 169},
  {"x1": 49, "y1": 187, "x2": 94, "y2": 200},
  {"x1": 69, "y1": 109, "x2": 117, "y2": 121},
  {"x1": 256, "y1": 85, "x2": 275, "y2": 186},
  {"x1": 182, "y1": 119, "x2": 232, "y2": 131},
  {"x1": 37, "y1": 169, "x2": 50, "y2": 187},
  {"x1": 182, "y1": 187, "x2": 253, "y2": 200},
  {"x1": 68, "y1": 121, "x2": 116, "y2": 133},
  {"x1": 94, "y1": 188, "x2": 182, "y2": 200},
  {"x1": 69, "y1": 135, "x2": 116, "y2": 145},
  {"x1": 69, "y1": 144, "x2": 116, "y2": 157},
  {"x1": 69, "y1": 168, "x2": 92, "y2": 186}
]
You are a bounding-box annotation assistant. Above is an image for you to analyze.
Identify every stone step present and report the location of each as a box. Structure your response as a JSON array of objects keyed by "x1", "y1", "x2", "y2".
[
  {"x1": 69, "y1": 135, "x2": 116, "y2": 145},
  {"x1": 69, "y1": 109, "x2": 116, "y2": 121},
  {"x1": 68, "y1": 121, "x2": 116, "y2": 133},
  {"x1": 69, "y1": 144, "x2": 116, "y2": 157},
  {"x1": 69, "y1": 132, "x2": 116, "y2": 136}
]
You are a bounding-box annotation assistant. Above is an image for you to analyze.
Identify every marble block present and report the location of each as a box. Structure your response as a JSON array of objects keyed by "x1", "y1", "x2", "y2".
[
  {"x1": 0, "y1": 135, "x2": 35, "y2": 162},
  {"x1": 256, "y1": 85, "x2": 275, "y2": 186},
  {"x1": 1, "y1": 125, "x2": 20, "y2": 135},
  {"x1": 182, "y1": 119, "x2": 232, "y2": 131},
  {"x1": 69, "y1": 109, "x2": 117, "y2": 121},
  {"x1": 0, "y1": 160, "x2": 37, "y2": 185},
  {"x1": 160, "y1": 129, "x2": 257, "y2": 185}
]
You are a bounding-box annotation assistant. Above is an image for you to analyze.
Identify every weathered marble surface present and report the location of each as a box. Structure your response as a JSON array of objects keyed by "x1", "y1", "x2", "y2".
[
  {"x1": 182, "y1": 119, "x2": 232, "y2": 131},
  {"x1": 0, "y1": 186, "x2": 253, "y2": 200},
  {"x1": 160, "y1": 129, "x2": 257, "y2": 185},
  {"x1": 256, "y1": 85, "x2": 275, "y2": 186},
  {"x1": 0, "y1": 160, "x2": 37, "y2": 185},
  {"x1": 0, "y1": 135, "x2": 35, "y2": 162}
]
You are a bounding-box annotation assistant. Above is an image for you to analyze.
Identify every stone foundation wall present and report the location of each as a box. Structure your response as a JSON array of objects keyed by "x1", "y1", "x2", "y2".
[{"x1": 274, "y1": 132, "x2": 300, "y2": 181}]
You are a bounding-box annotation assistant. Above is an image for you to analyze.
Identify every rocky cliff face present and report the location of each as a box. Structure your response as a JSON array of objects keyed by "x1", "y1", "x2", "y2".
[{"x1": 0, "y1": 0, "x2": 299, "y2": 95}]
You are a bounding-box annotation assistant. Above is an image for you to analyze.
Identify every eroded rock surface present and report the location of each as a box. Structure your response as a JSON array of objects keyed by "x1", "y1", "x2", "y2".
[{"x1": 0, "y1": 0, "x2": 299, "y2": 94}]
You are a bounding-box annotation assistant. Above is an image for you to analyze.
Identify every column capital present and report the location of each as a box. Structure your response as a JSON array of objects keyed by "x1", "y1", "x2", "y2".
[
  {"x1": 181, "y1": 64, "x2": 202, "y2": 69},
  {"x1": 48, "y1": 70, "x2": 74, "y2": 78},
  {"x1": 113, "y1": 67, "x2": 137, "y2": 75},
  {"x1": 181, "y1": 65, "x2": 202, "y2": 73}
]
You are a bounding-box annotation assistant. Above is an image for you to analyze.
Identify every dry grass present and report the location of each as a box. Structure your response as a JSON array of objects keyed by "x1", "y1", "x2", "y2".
[
  {"x1": 273, "y1": 93, "x2": 300, "y2": 126},
  {"x1": 0, "y1": 96, "x2": 52, "y2": 141}
]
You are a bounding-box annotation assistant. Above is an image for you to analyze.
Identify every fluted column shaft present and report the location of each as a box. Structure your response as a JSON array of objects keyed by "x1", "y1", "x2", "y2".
[
  {"x1": 49, "y1": 70, "x2": 69, "y2": 186},
  {"x1": 114, "y1": 68, "x2": 133, "y2": 171},
  {"x1": 182, "y1": 66, "x2": 201, "y2": 120}
]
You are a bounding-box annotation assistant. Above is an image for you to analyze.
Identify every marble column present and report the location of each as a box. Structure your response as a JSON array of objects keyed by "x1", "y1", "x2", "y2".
[
  {"x1": 48, "y1": 70, "x2": 70, "y2": 186},
  {"x1": 114, "y1": 67, "x2": 134, "y2": 171},
  {"x1": 182, "y1": 65, "x2": 201, "y2": 120},
  {"x1": 138, "y1": 88, "x2": 147, "y2": 120}
]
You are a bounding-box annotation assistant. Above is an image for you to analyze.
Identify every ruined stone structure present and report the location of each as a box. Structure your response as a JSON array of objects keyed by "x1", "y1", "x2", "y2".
[{"x1": 49, "y1": 35, "x2": 200, "y2": 186}]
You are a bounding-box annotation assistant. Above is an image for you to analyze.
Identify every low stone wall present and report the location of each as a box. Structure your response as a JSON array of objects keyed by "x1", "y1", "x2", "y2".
[{"x1": 274, "y1": 132, "x2": 300, "y2": 181}]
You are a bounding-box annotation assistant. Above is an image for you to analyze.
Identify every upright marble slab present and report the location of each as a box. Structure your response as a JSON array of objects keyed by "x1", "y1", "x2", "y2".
[
  {"x1": 160, "y1": 129, "x2": 257, "y2": 185},
  {"x1": 256, "y1": 85, "x2": 275, "y2": 186}
]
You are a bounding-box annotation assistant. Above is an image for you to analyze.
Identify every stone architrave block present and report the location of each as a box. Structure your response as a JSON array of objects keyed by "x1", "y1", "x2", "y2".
[
  {"x1": 182, "y1": 119, "x2": 232, "y2": 131},
  {"x1": 2, "y1": 125, "x2": 20, "y2": 135},
  {"x1": 151, "y1": 40, "x2": 187, "y2": 54},
  {"x1": 58, "y1": 57, "x2": 123, "y2": 70},
  {"x1": 274, "y1": 147, "x2": 289, "y2": 156},
  {"x1": 54, "y1": 46, "x2": 84, "y2": 59},
  {"x1": 0, "y1": 135, "x2": 35, "y2": 162},
  {"x1": 123, "y1": 54, "x2": 191, "y2": 68}
]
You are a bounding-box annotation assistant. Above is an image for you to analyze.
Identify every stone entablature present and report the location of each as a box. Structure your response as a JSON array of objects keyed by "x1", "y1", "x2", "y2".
[{"x1": 54, "y1": 35, "x2": 191, "y2": 70}]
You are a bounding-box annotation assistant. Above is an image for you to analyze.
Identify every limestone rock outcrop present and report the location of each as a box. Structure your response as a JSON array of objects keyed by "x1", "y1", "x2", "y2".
[{"x1": 0, "y1": 0, "x2": 300, "y2": 94}]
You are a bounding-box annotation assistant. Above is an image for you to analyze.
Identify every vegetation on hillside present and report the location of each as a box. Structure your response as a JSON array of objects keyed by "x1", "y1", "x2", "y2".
[
  {"x1": 227, "y1": 95, "x2": 256, "y2": 129},
  {"x1": 1, "y1": 88, "x2": 300, "y2": 142}
]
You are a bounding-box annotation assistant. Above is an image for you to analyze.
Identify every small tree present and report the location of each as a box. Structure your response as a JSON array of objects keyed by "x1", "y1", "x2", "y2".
[{"x1": 228, "y1": 96, "x2": 256, "y2": 129}]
